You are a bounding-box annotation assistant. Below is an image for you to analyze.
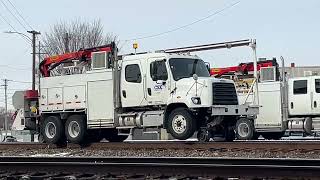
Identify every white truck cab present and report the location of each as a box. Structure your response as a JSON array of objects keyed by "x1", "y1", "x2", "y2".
[
  {"x1": 120, "y1": 53, "x2": 237, "y2": 108},
  {"x1": 118, "y1": 52, "x2": 258, "y2": 141},
  {"x1": 237, "y1": 61, "x2": 320, "y2": 140},
  {"x1": 288, "y1": 76, "x2": 320, "y2": 116}
]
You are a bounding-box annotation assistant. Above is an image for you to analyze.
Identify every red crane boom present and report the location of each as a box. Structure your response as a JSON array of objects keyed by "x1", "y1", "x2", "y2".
[
  {"x1": 210, "y1": 59, "x2": 278, "y2": 77},
  {"x1": 39, "y1": 44, "x2": 114, "y2": 77}
]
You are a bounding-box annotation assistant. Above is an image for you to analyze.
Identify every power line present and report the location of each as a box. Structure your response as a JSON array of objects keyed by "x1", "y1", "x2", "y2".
[
  {"x1": 0, "y1": 11, "x2": 18, "y2": 32},
  {"x1": 0, "y1": 87, "x2": 27, "y2": 89},
  {"x1": 0, "y1": 89, "x2": 28, "y2": 93},
  {"x1": 0, "y1": 11, "x2": 30, "y2": 43},
  {"x1": 0, "y1": 0, "x2": 28, "y2": 31},
  {"x1": 0, "y1": 64, "x2": 30, "y2": 71},
  {"x1": 6, "y1": 0, "x2": 33, "y2": 29},
  {"x1": 123, "y1": 0, "x2": 240, "y2": 42},
  {"x1": 10, "y1": 80, "x2": 32, "y2": 84}
]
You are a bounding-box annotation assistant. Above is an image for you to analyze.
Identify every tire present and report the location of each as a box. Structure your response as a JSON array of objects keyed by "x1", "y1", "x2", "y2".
[
  {"x1": 167, "y1": 108, "x2": 196, "y2": 140},
  {"x1": 42, "y1": 116, "x2": 64, "y2": 144},
  {"x1": 235, "y1": 118, "x2": 254, "y2": 140},
  {"x1": 65, "y1": 115, "x2": 86, "y2": 144},
  {"x1": 104, "y1": 129, "x2": 128, "y2": 142}
]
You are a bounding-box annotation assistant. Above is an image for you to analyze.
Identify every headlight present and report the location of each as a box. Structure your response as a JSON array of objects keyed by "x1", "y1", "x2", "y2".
[{"x1": 191, "y1": 97, "x2": 201, "y2": 104}]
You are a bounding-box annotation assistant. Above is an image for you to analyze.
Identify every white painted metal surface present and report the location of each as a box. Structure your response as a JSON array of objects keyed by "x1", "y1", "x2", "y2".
[
  {"x1": 257, "y1": 82, "x2": 282, "y2": 127},
  {"x1": 146, "y1": 56, "x2": 169, "y2": 105},
  {"x1": 87, "y1": 80, "x2": 114, "y2": 126},
  {"x1": 11, "y1": 109, "x2": 25, "y2": 131},
  {"x1": 120, "y1": 59, "x2": 146, "y2": 107},
  {"x1": 238, "y1": 82, "x2": 282, "y2": 130},
  {"x1": 288, "y1": 77, "x2": 312, "y2": 116},
  {"x1": 64, "y1": 86, "x2": 85, "y2": 110},
  {"x1": 311, "y1": 77, "x2": 320, "y2": 114},
  {"x1": 40, "y1": 69, "x2": 114, "y2": 128}
]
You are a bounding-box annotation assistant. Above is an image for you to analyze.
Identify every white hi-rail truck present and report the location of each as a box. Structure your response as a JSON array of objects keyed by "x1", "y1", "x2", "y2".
[
  {"x1": 236, "y1": 57, "x2": 320, "y2": 140},
  {"x1": 12, "y1": 40, "x2": 259, "y2": 144}
]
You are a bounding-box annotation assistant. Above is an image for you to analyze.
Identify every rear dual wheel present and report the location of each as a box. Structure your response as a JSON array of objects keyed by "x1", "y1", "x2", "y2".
[
  {"x1": 42, "y1": 116, "x2": 65, "y2": 144},
  {"x1": 41, "y1": 115, "x2": 87, "y2": 144},
  {"x1": 65, "y1": 115, "x2": 86, "y2": 144}
]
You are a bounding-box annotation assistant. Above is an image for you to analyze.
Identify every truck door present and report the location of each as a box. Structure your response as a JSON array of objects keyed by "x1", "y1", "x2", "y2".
[
  {"x1": 288, "y1": 78, "x2": 312, "y2": 115},
  {"x1": 146, "y1": 58, "x2": 170, "y2": 105},
  {"x1": 312, "y1": 77, "x2": 320, "y2": 114},
  {"x1": 121, "y1": 60, "x2": 146, "y2": 107}
]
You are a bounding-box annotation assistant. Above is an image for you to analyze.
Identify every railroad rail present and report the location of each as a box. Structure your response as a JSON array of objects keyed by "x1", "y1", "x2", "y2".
[
  {"x1": 0, "y1": 141, "x2": 320, "y2": 152},
  {"x1": 0, "y1": 156, "x2": 319, "y2": 179}
]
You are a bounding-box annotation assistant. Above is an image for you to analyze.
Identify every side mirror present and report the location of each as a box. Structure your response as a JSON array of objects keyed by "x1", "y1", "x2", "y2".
[{"x1": 205, "y1": 62, "x2": 210, "y2": 72}]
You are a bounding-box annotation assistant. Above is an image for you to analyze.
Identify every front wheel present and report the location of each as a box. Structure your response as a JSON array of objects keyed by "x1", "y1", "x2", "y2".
[
  {"x1": 235, "y1": 118, "x2": 254, "y2": 140},
  {"x1": 167, "y1": 108, "x2": 196, "y2": 140}
]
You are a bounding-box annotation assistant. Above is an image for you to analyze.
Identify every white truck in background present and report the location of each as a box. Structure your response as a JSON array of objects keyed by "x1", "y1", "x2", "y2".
[
  {"x1": 12, "y1": 40, "x2": 259, "y2": 144},
  {"x1": 236, "y1": 57, "x2": 320, "y2": 140}
]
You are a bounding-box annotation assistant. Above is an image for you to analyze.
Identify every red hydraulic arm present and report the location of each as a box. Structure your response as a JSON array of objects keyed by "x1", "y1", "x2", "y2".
[
  {"x1": 210, "y1": 59, "x2": 277, "y2": 77},
  {"x1": 39, "y1": 44, "x2": 114, "y2": 77}
]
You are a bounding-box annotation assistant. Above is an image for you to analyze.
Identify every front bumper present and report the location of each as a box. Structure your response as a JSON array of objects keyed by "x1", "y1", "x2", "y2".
[{"x1": 211, "y1": 104, "x2": 259, "y2": 116}]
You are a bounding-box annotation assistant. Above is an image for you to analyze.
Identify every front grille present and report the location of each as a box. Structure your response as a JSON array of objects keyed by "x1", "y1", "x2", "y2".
[{"x1": 212, "y1": 82, "x2": 238, "y2": 105}]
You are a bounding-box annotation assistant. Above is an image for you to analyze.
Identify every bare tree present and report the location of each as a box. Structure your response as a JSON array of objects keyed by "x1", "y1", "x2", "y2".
[
  {"x1": 0, "y1": 107, "x2": 14, "y2": 130},
  {"x1": 42, "y1": 19, "x2": 117, "y2": 56}
]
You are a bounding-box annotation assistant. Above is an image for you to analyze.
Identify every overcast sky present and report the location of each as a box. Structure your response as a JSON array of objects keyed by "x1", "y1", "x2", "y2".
[{"x1": 0, "y1": 0, "x2": 319, "y2": 107}]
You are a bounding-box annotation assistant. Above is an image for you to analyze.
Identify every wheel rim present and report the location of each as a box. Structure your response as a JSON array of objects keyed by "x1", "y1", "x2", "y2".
[
  {"x1": 45, "y1": 122, "x2": 56, "y2": 139},
  {"x1": 68, "y1": 121, "x2": 80, "y2": 138},
  {"x1": 238, "y1": 122, "x2": 250, "y2": 138},
  {"x1": 172, "y1": 115, "x2": 187, "y2": 134}
]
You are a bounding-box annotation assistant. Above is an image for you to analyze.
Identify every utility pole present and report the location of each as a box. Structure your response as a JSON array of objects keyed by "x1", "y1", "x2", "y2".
[
  {"x1": 27, "y1": 30, "x2": 41, "y2": 91},
  {"x1": 4, "y1": 79, "x2": 8, "y2": 137},
  {"x1": 27, "y1": 30, "x2": 40, "y2": 142},
  {"x1": 38, "y1": 41, "x2": 41, "y2": 90},
  {"x1": 1, "y1": 79, "x2": 9, "y2": 137}
]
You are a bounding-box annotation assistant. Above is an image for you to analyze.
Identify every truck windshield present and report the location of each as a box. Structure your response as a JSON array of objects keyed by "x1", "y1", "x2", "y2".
[{"x1": 169, "y1": 58, "x2": 210, "y2": 81}]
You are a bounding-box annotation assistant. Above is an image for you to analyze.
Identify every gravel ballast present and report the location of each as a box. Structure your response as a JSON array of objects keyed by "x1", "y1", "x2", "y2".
[{"x1": 0, "y1": 146, "x2": 318, "y2": 159}]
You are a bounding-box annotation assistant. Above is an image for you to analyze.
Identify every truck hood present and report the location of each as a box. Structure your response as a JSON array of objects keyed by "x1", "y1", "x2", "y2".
[{"x1": 172, "y1": 77, "x2": 235, "y2": 107}]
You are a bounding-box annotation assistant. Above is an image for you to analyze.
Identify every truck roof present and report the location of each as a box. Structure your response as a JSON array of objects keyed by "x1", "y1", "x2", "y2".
[
  {"x1": 289, "y1": 76, "x2": 320, "y2": 80},
  {"x1": 121, "y1": 52, "x2": 199, "y2": 61}
]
